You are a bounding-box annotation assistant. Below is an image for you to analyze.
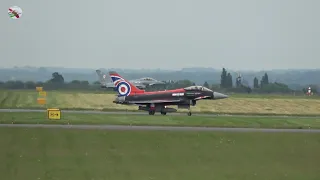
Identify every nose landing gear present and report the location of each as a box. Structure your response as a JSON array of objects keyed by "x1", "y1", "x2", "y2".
[
  {"x1": 148, "y1": 110, "x2": 155, "y2": 115},
  {"x1": 161, "y1": 112, "x2": 167, "y2": 115},
  {"x1": 148, "y1": 103, "x2": 156, "y2": 115},
  {"x1": 187, "y1": 105, "x2": 192, "y2": 116}
]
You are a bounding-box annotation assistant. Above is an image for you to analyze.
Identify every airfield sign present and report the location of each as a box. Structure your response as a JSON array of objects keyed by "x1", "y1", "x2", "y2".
[
  {"x1": 37, "y1": 98, "x2": 46, "y2": 105},
  {"x1": 47, "y1": 108, "x2": 61, "y2": 120},
  {"x1": 36, "y1": 87, "x2": 43, "y2": 92},
  {"x1": 36, "y1": 87, "x2": 47, "y2": 105},
  {"x1": 39, "y1": 91, "x2": 47, "y2": 97}
]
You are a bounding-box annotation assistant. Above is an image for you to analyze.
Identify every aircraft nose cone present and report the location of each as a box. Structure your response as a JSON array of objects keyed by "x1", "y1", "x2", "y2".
[{"x1": 213, "y1": 92, "x2": 228, "y2": 99}]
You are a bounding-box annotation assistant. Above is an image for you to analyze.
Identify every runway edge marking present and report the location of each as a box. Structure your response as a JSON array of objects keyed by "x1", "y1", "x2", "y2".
[{"x1": 0, "y1": 124, "x2": 319, "y2": 133}]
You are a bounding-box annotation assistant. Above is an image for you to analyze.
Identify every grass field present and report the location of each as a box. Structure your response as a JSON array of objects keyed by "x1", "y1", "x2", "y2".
[
  {"x1": 0, "y1": 128, "x2": 319, "y2": 180},
  {"x1": 227, "y1": 92, "x2": 320, "y2": 99},
  {"x1": 1, "y1": 112, "x2": 320, "y2": 129},
  {"x1": 1, "y1": 90, "x2": 320, "y2": 115}
]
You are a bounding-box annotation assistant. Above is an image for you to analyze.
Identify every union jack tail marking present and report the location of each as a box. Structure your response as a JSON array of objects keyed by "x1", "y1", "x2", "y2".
[{"x1": 109, "y1": 71, "x2": 144, "y2": 96}]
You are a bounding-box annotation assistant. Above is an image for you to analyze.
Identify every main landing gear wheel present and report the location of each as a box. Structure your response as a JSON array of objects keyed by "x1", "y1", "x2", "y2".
[
  {"x1": 149, "y1": 110, "x2": 155, "y2": 115},
  {"x1": 161, "y1": 112, "x2": 167, "y2": 115},
  {"x1": 187, "y1": 112, "x2": 192, "y2": 116}
]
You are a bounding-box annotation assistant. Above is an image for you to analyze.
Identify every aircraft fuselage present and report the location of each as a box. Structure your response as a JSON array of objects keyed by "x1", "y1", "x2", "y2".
[{"x1": 113, "y1": 88, "x2": 228, "y2": 115}]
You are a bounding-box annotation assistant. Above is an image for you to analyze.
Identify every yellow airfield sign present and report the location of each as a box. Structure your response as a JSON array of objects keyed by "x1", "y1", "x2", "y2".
[
  {"x1": 37, "y1": 98, "x2": 46, "y2": 105},
  {"x1": 47, "y1": 108, "x2": 61, "y2": 120},
  {"x1": 39, "y1": 91, "x2": 47, "y2": 97},
  {"x1": 36, "y1": 87, "x2": 43, "y2": 92}
]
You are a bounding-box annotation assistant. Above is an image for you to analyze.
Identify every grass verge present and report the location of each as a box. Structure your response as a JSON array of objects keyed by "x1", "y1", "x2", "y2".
[
  {"x1": 1, "y1": 112, "x2": 320, "y2": 129},
  {"x1": 0, "y1": 128, "x2": 319, "y2": 180},
  {"x1": 1, "y1": 90, "x2": 320, "y2": 115}
]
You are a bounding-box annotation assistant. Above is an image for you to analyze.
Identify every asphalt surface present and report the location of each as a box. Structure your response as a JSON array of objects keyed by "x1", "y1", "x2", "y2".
[
  {"x1": 0, "y1": 124, "x2": 320, "y2": 133},
  {"x1": 1, "y1": 108, "x2": 320, "y2": 133},
  {"x1": 1, "y1": 108, "x2": 319, "y2": 118}
]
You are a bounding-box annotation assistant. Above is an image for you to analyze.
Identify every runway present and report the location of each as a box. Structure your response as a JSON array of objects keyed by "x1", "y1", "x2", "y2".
[
  {"x1": 1, "y1": 108, "x2": 320, "y2": 133},
  {"x1": 0, "y1": 124, "x2": 319, "y2": 133},
  {"x1": 1, "y1": 108, "x2": 319, "y2": 118}
]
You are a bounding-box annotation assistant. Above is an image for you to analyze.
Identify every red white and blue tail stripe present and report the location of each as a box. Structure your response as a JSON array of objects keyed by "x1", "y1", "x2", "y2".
[{"x1": 109, "y1": 71, "x2": 144, "y2": 96}]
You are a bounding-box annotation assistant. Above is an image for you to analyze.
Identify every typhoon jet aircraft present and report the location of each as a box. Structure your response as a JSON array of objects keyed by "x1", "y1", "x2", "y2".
[
  {"x1": 96, "y1": 70, "x2": 164, "y2": 89},
  {"x1": 109, "y1": 71, "x2": 228, "y2": 116}
]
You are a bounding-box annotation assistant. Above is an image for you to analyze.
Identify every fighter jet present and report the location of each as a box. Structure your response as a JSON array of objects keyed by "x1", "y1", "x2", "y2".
[
  {"x1": 109, "y1": 71, "x2": 228, "y2": 116},
  {"x1": 96, "y1": 70, "x2": 164, "y2": 89}
]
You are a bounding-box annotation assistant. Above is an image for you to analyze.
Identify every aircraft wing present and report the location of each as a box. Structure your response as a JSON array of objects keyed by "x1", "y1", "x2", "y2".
[
  {"x1": 135, "y1": 84, "x2": 146, "y2": 89},
  {"x1": 147, "y1": 82, "x2": 164, "y2": 86},
  {"x1": 105, "y1": 82, "x2": 115, "y2": 87}
]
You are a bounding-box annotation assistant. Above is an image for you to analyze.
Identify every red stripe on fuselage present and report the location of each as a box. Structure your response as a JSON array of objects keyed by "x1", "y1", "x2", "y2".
[{"x1": 128, "y1": 88, "x2": 185, "y2": 95}]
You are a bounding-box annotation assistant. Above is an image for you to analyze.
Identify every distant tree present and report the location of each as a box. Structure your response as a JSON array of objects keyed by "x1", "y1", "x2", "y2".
[
  {"x1": 220, "y1": 68, "x2": 227, "y2": 88},
  {"x1": 93, "y1": 81, "x2": 100, "y2": 85},
  {"x1": 211, "y1": 84, "x2": 220, "y2": 90},
  {"x1": 264, "y1": 73, "x2": 269, "y2": 84},
  {"x1": 35, "y1": 81, "x2": 44, "y2": 87},
  {"x1": 302, "y1": 88, "x2": 307, "y2": 94},
  {"x1": 66, "y1": 80, "x2": 90, "y2": 90},
  {"x1": 80, "y1": 81, "x2": 89, "y2": 86},
  {"x1": 253, "y1": 77, "x2": 259, "y2": 88},
  {"x1": 4, "y1": 80, "x2": 24, "y2": 89},
  {"x1": 70, "y1": 80, "x2": 81, "y2": 84},
  {"x1": 246, "y1": 87, "x2": 252, "y2": 93},
  {"x1": 43, "y1": 72, "x2": 65, "y2": 90},
  {"x1": 203, "y1": 81, "x2": 209, "y2": 88},
  {"x1": 259, "y1": 82, "x2": 292, "y2": 93},
  {"x1": 260, "y1": 73, "x2": 269, "y2": 88},
  {"x1": 49, "y1": 72, "x2": 64, "y2": 83},
  {"x1": 168, "y1": 80, "x2": 195, "y2": 89},
  {"x1": 25, "y1": 81, "x2": 36, "y2": 89},
  {"x1": 226, "y1": 73, "x2": 233, "y2": 88}
]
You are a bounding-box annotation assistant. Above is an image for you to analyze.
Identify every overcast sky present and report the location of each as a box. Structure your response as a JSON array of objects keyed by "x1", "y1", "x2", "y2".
[{"x1": 1, "y1": 0, "x2": 319, "y2": 70}]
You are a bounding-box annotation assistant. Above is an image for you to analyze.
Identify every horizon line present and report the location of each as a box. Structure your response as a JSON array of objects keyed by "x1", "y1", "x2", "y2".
[{"x1": 0, "y1": 66, "x2": 320, "y2": 72}]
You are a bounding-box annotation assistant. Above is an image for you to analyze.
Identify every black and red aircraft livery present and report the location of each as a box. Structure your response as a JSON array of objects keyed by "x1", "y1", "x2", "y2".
[{"x1": 109, "y1": 71, "x2": 228, "y2": 116}]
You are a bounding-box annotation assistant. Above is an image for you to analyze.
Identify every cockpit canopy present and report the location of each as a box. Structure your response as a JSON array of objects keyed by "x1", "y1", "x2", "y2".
[
  {"x1": 184, "y1": 86, "x2": 212, "y2": 92},
  {"x1": 140, "y1": 77, "x2": 156, "y2": 81}
]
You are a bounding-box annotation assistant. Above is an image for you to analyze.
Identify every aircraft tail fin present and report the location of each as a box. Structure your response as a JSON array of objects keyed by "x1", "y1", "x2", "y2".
[
  {"x1": 109, "y1": 71, "x2": 145, "y2": 96},
  {"x1": 96, "y1": 69, "x2": 109, "y2": 87}
]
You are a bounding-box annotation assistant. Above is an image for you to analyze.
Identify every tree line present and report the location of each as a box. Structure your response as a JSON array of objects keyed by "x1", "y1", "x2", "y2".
[
  {"x1": 0, "y1": 72, "x2": 98, "y2": 91},
  {"x1": 207, "y1": 68, "x2": 317, "y2": 94},
  {"x1": 0, "y1": 70, "x2": 317, "y2": 94}
]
